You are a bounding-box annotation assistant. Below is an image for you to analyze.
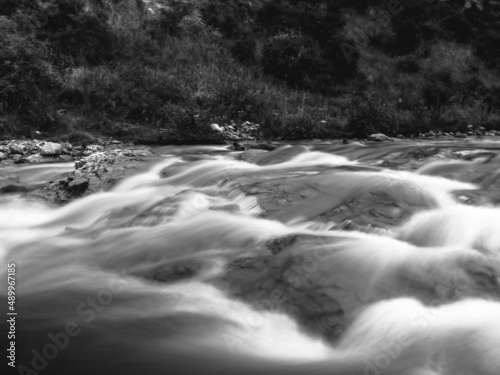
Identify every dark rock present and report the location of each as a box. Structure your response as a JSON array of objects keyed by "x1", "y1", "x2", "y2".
[
  {"x1": 228, "y1": 257, "x2": 272, "y2": 272},
  {"x1": 247, "y1": 143, "x2": 277, "y2": 151},
  {"x1": 223, "y1": 133, "x2": 242, "y2": 141},
  {"x1": 333, "y1": 220, "x2": 387, "y2": 235},
  {"x1": 0, "y1": 185, "x2": 29, "y2": 194},
  {"x1": 67, "y1": 178, "x2": 89, "y2": 194},
  {"x1": 232, "y1": 142, "x2": 245, "y2": 151},
  {"x1": 75, "y1": 160, "x2": 86, "y2": 169},
  {"x1": 152, "y1": 260, "x2": 203, "y2": 283},
  {"x1": 13, "y1": 157, "x2": 28, "y2": 164},
  {"x1": 265, "y1": 235, "x2": 299, "y2": 255}
]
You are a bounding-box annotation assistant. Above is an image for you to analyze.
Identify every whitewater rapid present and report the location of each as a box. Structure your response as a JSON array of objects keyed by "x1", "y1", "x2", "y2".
[{"x1": 1, "y1": 141, "x2": 500, "y2": 375}]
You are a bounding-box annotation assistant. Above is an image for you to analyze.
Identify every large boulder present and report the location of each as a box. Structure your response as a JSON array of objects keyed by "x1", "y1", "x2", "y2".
[
  {"x1": 9, "y1": 143, "x2": 30, "y2": 155},
  {"x1": 210, "y1": 123, "x2": 224, "y2": 132},
  {"x1": 40, "y1": 142, "x2": 63, "y2": 156}
]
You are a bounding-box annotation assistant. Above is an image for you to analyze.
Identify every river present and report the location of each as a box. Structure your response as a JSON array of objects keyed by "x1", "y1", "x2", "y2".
[{"x1": 1, "y1": 139, "x2": 500, "y2": 375}]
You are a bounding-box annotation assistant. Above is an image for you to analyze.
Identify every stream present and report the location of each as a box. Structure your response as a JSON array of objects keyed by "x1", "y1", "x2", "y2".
[{"x1": 1, "y1": 139, "x2": 500, "y2": 375}]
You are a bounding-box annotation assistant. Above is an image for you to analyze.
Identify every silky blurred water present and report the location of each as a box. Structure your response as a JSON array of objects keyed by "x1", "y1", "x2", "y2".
[{"x1": 1, "y1": 139, "x2": 500, "y2": 375}]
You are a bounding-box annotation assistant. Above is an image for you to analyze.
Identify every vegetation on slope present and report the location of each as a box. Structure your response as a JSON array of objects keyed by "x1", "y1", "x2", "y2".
[{"x1": 1, "y1": 0, "x2": 500, "y2": 143}]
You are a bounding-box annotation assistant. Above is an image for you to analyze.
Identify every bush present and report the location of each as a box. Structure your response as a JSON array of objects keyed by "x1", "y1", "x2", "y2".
[
  {"x1": 393, "y1": 20, "x2": 421, "y2": 55},
  {"x1": 63, "y1": 130, "x2": 98, "y2": 146},
  {"x1": 202, "y1": 1, "x2": 256, "y2": 39},
  {"x1": 0, "y1": 16, "x2": 54, "y2": 112},
  {"x1": 442, "y1": 14, "x2": 473, "y2": 43},
  {"x1": 231, "y1": 36, "x2": 257, "y2": 63},
  {"x1": 38, "y1": 5, "x2": 114, "y2": 65},
  {"x1": 323, "y1": 35, "x2": 359, "y2": 81},
  {"x1": 396, "y1": 58, "x2": 419, "y2": 73},
  {"x1": 147, "y1": 0, "x2": 195, "y2": 42},
  {"x1": 262, "y1": 35, "x2": 326, "y2": 88},
  {"x1": 211, "y1": 76, "x2": 270, "y2": 123},
  {"x1": 346, "y1": 95, "x2": 396, "y2": 138},
  {"x1": 422, "y1": 71, "x2": 454, "y2": 107},
  {"x1": 279, "y1": 114, "x2": 315, "y2": 140}
]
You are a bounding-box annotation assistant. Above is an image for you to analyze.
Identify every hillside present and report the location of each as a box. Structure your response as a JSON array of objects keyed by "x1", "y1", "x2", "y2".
[{"x1": 1, "y1": 0, "x2": 500, "y2": 143}]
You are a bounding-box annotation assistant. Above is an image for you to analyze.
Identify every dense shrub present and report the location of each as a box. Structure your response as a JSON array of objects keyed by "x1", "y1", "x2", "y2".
[
  {"x1": 393, "y1": 20, "x2": 421, "y2": 55},
  {"x1": 30, "y1": 1, "x2": 114, "y2": 65},
  {"x1": 396, "y1": 58, "x2": 419, "y2": 73},
  {"x1": 442, "y1": 14, "x2": 473, "y2": 43},
  {"x1": 323, "y1": 36, "x2": 359, "y2": 81},
  {"x1": 262, "y1": 36, "x2": 326, "y2": 88},
  {"x1": 211, "y1": 77, "x2": 270, "y2": 123},
  {"x1": 278, "y1": 114, "x2": 315, "y2": 140},
  {"x1": 422, "y1": 71, "x2": 454, "y2": 107},
  {"x1": 475, "y1": 32, "x2": 500, "y2": 72},
  {"x1": 231, "y1": 37, "x2": 257, "y2": 63},
  {"x1": 202, "y1": 1, "x2": 256, "y2": 39},
  {"x1": 0, "y1": 17, "x2": 54, "y2": 112},
  {"x1": 346, "y1": 95, "x2": 396, "y2": 138}
]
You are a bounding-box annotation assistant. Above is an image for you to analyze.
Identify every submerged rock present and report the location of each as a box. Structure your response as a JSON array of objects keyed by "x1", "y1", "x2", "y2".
[{"x1": 368, "y1": 133, "x2": 393, "y2": 142}]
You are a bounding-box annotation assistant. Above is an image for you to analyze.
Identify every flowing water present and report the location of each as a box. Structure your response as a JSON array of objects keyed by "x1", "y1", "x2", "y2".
[{"x1": 2, "y1": 139, "x2": 500, "y2": 375}]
